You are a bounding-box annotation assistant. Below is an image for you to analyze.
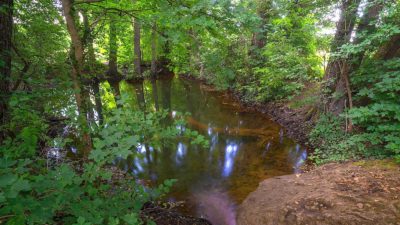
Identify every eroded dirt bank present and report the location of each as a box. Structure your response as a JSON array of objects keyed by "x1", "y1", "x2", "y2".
[{"x1": 237, "y1": 160, "x2": 400, "y2": 225}]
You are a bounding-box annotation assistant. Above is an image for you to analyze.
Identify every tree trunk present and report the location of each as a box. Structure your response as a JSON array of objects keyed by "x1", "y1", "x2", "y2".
[
  {"x1": 61, "y1": 0, "x2": 92, "y2": 155},
  {"x1": 107, "y1": 16, "x2": 121, "y2": 99},
  {"x1": 375, "y1": 34, "x2": 400, "y2": 60},
  {"x1": 107, "y1": 17, "x2": 118, "y2": 77},
  {"x1": 349, "y1": 0, "x2": 384, "y2": 70},
  {"x1": 252, "y1": 0, "x2": 272, "y2": 49},
  {"x1": 323, "y1": 0, "x2": 361, "y2": 115},
  {"x1": 92, "y1": 78, "x2": 104, "y2": 125},
  {"x1": 151, "y1": 22, "x2": 157, "y2": 78},
  {"x1": 82, "y1": 11, "x2": 99, "y2": 126},
  {"x1": 0, "y1": 0, "x2": 13, "y2": 142},
  {"x1": 62, "y1": 0, "x2": 85, "y2": 111},
  {"x1": 82, "y1": 10, "x2": 95, "y2": 70},
  {"x1": 133, "y1": 18, "x2": 142, "y2": 79}
]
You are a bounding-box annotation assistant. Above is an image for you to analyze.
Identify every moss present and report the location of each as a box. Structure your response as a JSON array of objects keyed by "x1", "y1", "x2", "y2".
[{"x1": 353, "y1": 159, "x2": 399, "y2": 170}]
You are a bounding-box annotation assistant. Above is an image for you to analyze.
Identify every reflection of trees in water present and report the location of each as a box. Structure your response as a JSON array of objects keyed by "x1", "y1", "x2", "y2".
[
  {"x1": 182, "y1": 81, "x2": 195, "y2": 115},
  {"x1": 287, "y1": 144, "x2": 307, "y2": 173},
  {"x1": 133, "y1": 81, "x2": 146, "y2": 111},
  {"x1": 161, "y1": 78, "x2": 172, "y2": 111},
  {"x1": 150, "y1": 79, "x2": 159, "y2": 111}
]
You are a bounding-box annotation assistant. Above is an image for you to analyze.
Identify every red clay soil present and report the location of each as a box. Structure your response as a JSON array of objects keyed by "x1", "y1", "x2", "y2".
[{"x1": 237, "y1": 160, "x2": 400, "y2": 225}]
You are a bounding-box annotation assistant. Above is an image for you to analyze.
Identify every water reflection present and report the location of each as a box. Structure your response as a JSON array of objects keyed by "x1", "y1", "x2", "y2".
[
  {"x1": 289, "y1": 144, "x2": 308, "y2": 173},
  {"x1": 176, "y1": 142, "x2": 187, "y2": 164},
  {"x1": 192, "y1": 189, "x2": 237, "y2": 225},
  {"x1": 116, "y1": 77, "x2": 307, "y2": 224},
  {"x1": 222, "y1": 141, "x2": 239, "y2": 177}
]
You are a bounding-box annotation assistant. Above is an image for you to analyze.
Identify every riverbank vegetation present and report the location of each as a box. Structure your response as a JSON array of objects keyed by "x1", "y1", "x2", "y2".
[{"x1": 1, "y1": 0, "x2": 399, "y2": 224}]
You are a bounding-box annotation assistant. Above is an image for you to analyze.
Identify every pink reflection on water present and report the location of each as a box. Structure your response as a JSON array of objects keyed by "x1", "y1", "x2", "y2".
[{"x1": 192, "y1": 189, "x2": 237, "y2": 225}]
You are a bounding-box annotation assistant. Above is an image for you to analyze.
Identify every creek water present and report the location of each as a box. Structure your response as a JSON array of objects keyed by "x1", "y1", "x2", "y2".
[{"x1": 98, "y1": 76, "x2": 306, "y2": 224}]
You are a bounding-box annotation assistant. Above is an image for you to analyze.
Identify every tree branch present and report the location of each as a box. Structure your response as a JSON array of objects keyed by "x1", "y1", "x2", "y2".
[
  {"x1": 11, "y1": 44, "x2": 31, "y2": 91},
  {"x1": 74, "y1": 0, "x2": 104, "y2": 5}
]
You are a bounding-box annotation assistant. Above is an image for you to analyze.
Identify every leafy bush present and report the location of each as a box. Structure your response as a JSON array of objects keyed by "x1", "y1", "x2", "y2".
[
  {"x1": 348, "y1": 58, "x2": 400, "y2": 158},
  {"x1": 0, "y1": 94, "x2": 207, "y2": 224},
  {"x1": 0, "y1": 158, "x2": 176, "y2": 225},
  {"x1": 310, "y1": 111, "x2": 399, "y2": 165},
  {"x1": 310, "y1": 114, "x2": 353, "y2": 164},
  {"x1": 309, "y1": 114, "x2": 372, "y2": 164},
  {"x1": 253, "y1": 12, "x2": 322, "y2": 101}
]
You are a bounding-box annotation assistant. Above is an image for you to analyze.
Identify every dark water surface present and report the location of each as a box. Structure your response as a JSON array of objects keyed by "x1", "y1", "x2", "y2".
[{"x1": 117, "y1": 77, "x2": 306, "y2": 225}]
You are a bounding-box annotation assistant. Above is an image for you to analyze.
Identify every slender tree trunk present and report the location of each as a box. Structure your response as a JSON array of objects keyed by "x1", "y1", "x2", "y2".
[
  {"x1": 82, "y1": 11, "x2": 98, "y2": 126},
  {"x1": 92, "y1": 78, "x2": 104, "y2": 125},
  {"x1": 133, "y1": 18, "x2": 142, "y2": 79},
  {"x1": 341, "y1": 61, "x2": 353, "y2": 132},
  {"x1": 62, "y1": 0, "x2": 84, "y2": 111},
  {"x1": 151, "y1": 22, "x2": 157, "y2": 78},
  {"x1": 252, "y1": 0, "x2": 272, "y2": 49},
  {"x1": 0, "y1": 0, "x2": 13, "y2": 142},
  {"x1": 61, "y1": 0, "x2": 92, "y2": 155},
  {"x1": 108, "y1": 18, "x2": 118, "y2": 77},
  {"x1": 107, "y1": 17, "x2": 121, "y2": 99},
  {"x1": 323, "y1": 0, "x2": 361, "y2": 115},
  {"x1": 82, "y1": 10, "x2": 94, "y2": 68}
]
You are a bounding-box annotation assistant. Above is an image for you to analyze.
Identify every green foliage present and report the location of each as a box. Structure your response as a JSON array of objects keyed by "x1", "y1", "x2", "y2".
[
  {"x1": 1, "y1": 82, "x2": 207, "y2": 224},
  {"x1": 3, "y1": 1, "x2": 400, "y2": 224},
  {"x1": 310, "y1": 111, "x2": 398, "y2": 165},
  {"x1": 309, "y1": 1, "x2": 400, "y2": 164},
  {"x1": 232, "y1": 2, "x2": 325, "y2": 102},
  {"x1": 0, "y1": 157, "x2": 175, "y2": 225},
  {"x1": 164, "y1": 0, "x2": 258, "y2": 90},
  {"x1": 0, "y1": 104, "x2": 189, "y2": 224},
  {"x1": 309, "y1": 114, "x2": 362, "y2": 165},
  {"x1": 348, "y1": 58, "x2": 400, "y2": 158}
]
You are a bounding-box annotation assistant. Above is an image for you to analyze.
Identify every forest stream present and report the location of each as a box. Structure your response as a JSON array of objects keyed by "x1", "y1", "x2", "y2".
[
  {"x1": 3, "y1": 0, "x2": 400, "y2": 224},
  {"x1": 88, "y1": 77, "x2": 307, "y2": 225}
]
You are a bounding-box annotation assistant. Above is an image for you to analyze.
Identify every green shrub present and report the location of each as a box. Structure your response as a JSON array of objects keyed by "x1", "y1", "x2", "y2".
[
  {"x1": 348, "y1": 58, "x2": 400, "y2": 159},
  {"x1": 0, "y1": 158, "x2": 176, "y2": 225},
  {"x1": 254, "y1": 12, "x2": 322, "y2": 101},
  {"x1": 0, "y1": 95, "x2": 207, "y2": 224},
  {"x1": 309, "y1": 114, "x2": 366, "y2": 164}
]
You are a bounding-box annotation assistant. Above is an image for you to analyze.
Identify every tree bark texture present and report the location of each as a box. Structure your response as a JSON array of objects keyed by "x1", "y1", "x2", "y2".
[
  {"x1": 107, "y1": 17, "x2": 118, "y2": 77},
  {"x1": 151, "y1": 22, "x2": 157, "y2": 78},
  {"x1": 133, "y1": 18, "x2": 142, "y2": 78},
  {"x1": 61, "y1": 0, "x2": 92, "y2": 155},
  {"x1": 349, "y1": 0, "x2": 384, "y2": 70},
  {"x1": 324, "y1": 0, "x2": 361, "y2": 115},
  {"x1": 0, "y1": 0, "x2": 13, "y2": 142}
]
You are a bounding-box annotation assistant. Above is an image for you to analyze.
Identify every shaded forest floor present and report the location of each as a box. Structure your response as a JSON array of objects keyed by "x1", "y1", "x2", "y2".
[{"x1": 237, "y1": 160, "x2": 400, "y2": 225}]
